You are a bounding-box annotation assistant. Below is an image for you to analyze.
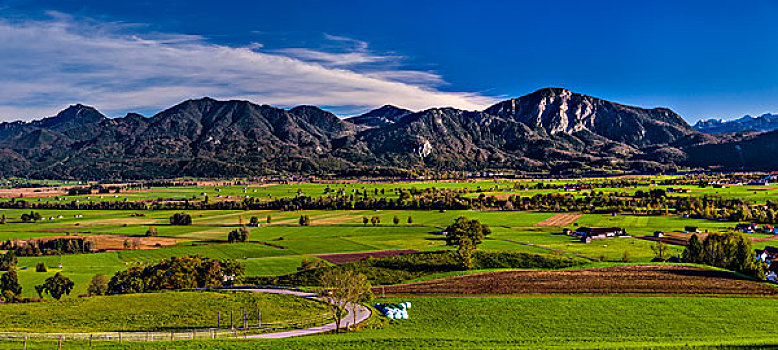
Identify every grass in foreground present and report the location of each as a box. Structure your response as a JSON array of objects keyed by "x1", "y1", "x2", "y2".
[
  {"x1": 1, "y1": 295, "x2": 777, "y2": 349},
  {"x1": 0, "y1": 291, "x2": 331, "y2": 332}
]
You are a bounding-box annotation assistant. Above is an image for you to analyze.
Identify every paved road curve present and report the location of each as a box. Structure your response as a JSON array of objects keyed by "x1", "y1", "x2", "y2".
[{"x1": 235, "y1": 288, "x2": 372, "y2": 339}]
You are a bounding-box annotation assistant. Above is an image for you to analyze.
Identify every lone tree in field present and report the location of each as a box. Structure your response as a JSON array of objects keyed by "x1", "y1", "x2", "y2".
[
  {"x1": 407, "y1": 216, "x2": 413, "y2": 224},
  {"x1": 320, "y1": 269, "x2": 372, "y2": 333},
  {"x1": 37, "y1": 272, "x2": 74, "y2": 300},
  {"x1": 651, "y1": 240, "x2": 670, "y2": 260},
  {"x1": 370, "y1": 216, "x2": 380, "y2": 226},
  {"x1": 169, "y1": 213, "x2": 192, "y2": 225},
  {"x1": 445, "y1": 217, "x2": 491, "y2": 269},
  {"x1": 145, "y1": 226, "x2": 158, "y2": 237},
  {"x1": 362, "y1": 216, "x2": 369, "y2": 226},
  {"x1": 393, "y1": 215, "x2": 400, "y2": 225},
  {"x1": 299, "y1": 215, "x2": 311, "y2": 226},
  {"x1": 87, "y1": 274, "x2": 109, "y2": 296}
]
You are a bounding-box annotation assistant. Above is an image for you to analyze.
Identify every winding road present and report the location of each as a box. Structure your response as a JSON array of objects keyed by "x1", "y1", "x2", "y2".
[{"x1": 234, "y1": 288, "x2": 372, "y2": 339}]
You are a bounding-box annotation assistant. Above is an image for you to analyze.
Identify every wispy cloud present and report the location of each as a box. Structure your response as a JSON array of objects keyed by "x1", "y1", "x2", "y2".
[{"x1": 0, "y1": 13, "x2": 498, "y2": 121}]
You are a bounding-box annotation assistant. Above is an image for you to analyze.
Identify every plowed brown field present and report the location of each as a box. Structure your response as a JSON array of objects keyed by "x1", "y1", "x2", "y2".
[
  {"x1": 535, "y1": 213, "x2": 582, "y2": 227},
  {"x1": 379, "y1": 265, "x2": 778, "y2": 296}
]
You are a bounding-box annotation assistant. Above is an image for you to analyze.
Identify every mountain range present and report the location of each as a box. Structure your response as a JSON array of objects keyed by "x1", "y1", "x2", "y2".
[
  {"x1": 1, "y1": 88, "x2": 776, "y2": 179},
  {"x1": 693, "y1": 114, "x2": 778, "y2": 134}
]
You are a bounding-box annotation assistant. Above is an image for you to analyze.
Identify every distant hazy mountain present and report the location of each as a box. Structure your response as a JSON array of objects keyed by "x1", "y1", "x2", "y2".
[
  {"x1": 0, "y1": 87, "x2": 753, "y2": 179},
  {"x1": 345, "y1": 105, "x2": 413, "y2": 128},
  {"x1": 693, "y1": 113, "x2": 778, "y2": 134}
]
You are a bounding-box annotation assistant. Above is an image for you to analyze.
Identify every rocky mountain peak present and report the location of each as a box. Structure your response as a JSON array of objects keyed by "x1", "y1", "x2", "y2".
[{"x1": 34, "y1": 104, "x2": 106, "y2": 130}]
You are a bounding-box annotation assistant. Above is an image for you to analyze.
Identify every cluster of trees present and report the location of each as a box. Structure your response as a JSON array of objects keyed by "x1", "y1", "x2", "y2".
[
  {"x1": 299, "y1": 215, "x2": 311, "y2": 226},
  {"x1": 35, "y1": 273, "x2": 74, "y2": 300},
  {"x1": 20, "y1": 211, "x2": 42, "y2": 222},
  {"x1": 0, "y1": 269, "x2": 22, "y2": 302},
  {"x1": 67, "y1": 187, "x2": 93, "y2": 196},
  {"x1": 678, "y1": 197, "x2": 778, "y2": 224},
  {"x1": 0, "y1": 251, "x2": 16, "y2": 271},
  {"x1": 681, "y1": 232, "x2": 764, "y2": 279},
  {"x1": 228, "y1": 227, "x2": 250, "y2": 243},
  {"x1": 1, "y1": 258, "x2": 74, "y2": 301},
  {"x1": 169, "y1": 213, "x2": 192, "y2": 225},
  {"x1": 107, "y1": 256, "x2": 245, "y2": 294},
  {"x1": 0, "y1": 238, "x2": 95, "y2": 256}
]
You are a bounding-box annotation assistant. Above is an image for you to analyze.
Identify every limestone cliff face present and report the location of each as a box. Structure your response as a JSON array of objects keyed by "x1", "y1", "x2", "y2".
[{"x1": 484, "y1": 88, "x2": 695, "y2": 147}]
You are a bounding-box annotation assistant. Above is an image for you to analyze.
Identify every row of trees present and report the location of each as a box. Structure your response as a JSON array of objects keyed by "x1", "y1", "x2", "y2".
[{"x1": 0, "y1": 238, "x2": 95, "y2": 257}]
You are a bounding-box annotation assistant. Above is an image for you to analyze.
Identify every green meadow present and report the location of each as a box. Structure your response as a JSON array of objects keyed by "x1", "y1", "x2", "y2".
[{"x1": 2, "y1": 295, "x2": 777, "y2": 349}]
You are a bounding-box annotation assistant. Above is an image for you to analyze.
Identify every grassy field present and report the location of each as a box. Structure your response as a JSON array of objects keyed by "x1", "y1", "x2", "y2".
[
  {"x1": 0, "y1": 290, "x2": 331, "y2": 332},
  {"x1": 2, "y1": 295, "x2": 777, "y2": 349}
]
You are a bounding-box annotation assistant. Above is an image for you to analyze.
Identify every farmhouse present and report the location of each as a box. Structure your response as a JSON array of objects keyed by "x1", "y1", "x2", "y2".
[
  {"x1": 684, "y1": 226, "x2": 700, "y2": 233},
  {"x1": 768, "y1": 171, "x2": 778, "y2": 180},
  {"x1": 654, "y1": 231, "x2": 664, "y2": 238},
  {"x1": 576, "y1": 227, "x2": 623, "y2": 243},
  {"x1": 735, "y1": 223, "x2": 758, "y2": 233},
  {"x1": 756, "y1": 246, "x2": 778, "y2": 264},
  {"x1": 666, "y1": 188, "x2": 692, "y2": 193}
]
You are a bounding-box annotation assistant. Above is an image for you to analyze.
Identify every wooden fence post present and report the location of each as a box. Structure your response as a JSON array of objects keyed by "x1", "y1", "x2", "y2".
[
  {"x1": 243, "y1": 309, "x2": 247, "y2": 329},
  {"x1": 217, "y1": 311, "x2": 221, "y2": 328},
  {"x1": 89, "y1": 334, "x2": 93, "y2": 347},
  {"x1": 170, "y1": 331, "x2": 174, "y2": 341},
  {"x1": 230, "y1": 310, "x2": 234, "y2": 329},
  {"x1": 119, "y1": 332, "x2": 122, "y2": 344},
  {"x1": 258, "y1": 308, "x2": 262, "y2": 328},
  {"x1": 57, "y1": 336, "x2": 62, "y2": 350}
]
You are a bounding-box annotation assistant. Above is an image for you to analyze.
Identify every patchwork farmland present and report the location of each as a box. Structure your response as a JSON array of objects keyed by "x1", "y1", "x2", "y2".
[{"x1": 0, "y1": 175, "x2": 777, "y2": 349}]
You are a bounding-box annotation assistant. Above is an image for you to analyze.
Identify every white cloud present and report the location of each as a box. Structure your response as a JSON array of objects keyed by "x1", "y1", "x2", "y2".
[{"x1": 0, "y1": 14, "x2": 498, "y2": 121}]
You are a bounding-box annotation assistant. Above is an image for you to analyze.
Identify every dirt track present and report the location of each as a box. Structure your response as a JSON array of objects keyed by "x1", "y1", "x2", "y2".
[{"x1": 379, "y1": 265, "x2": 778, "y2": 296}]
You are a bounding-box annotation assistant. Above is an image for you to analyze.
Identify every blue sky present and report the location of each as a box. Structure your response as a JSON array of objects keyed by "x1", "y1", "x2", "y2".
[{"x1": 0, "y1": 0, "x2": 777, "y2": 122}]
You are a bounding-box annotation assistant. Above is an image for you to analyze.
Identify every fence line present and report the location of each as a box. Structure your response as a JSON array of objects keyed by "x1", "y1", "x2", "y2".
[{"x1": 0, "y1": 313, "x2": 332, "y2": 343}]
